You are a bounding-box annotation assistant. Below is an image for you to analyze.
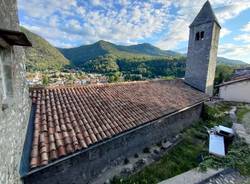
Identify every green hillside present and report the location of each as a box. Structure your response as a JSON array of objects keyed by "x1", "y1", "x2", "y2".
[
  {"x1": 59, "y1": 40, "x2": 187, "y2": 78},
  {"x1": 59, "y1": 40, "x2": 182, "y2": 67},
  {"x1": 59, "y1": 40, "x2": 247, "y2": 68},
  {"x1": 58, "y1": 40, "x2": 248, "y2": 79},
  {"x1": 21, "y1": 27, "x2": 70, "y2": 71},
  {"x1": 216, "y1": 57, "x2": 247, "y2": 66},
  {"x1": 21, "y1": 26, "x2": 248, "y2": 79}
]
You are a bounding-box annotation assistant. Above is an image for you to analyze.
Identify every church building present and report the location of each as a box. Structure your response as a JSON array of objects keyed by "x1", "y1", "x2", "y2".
[{"x1": 0, "y1": 1, "x2": 220, "y2": 184}]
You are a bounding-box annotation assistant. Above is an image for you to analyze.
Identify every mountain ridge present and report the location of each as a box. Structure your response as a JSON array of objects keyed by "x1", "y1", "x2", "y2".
[{"x1": 59, "y1": 40, "x2": 247, "y2": 66}]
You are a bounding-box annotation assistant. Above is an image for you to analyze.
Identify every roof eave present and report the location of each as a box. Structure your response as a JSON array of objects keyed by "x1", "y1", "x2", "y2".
[{"x1": 216, "y1": 77, "x2": 250, "y2": 88}]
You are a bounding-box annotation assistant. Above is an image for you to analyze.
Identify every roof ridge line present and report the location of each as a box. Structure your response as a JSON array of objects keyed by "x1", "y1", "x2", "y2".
[{"x1": 29, "y1": 79, "x2": 173, "y2": 90}]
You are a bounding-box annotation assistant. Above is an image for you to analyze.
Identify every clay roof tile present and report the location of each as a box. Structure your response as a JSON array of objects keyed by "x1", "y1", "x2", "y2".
[{"x1": 29, "y1": 79, "x2": 207, "y2": 169}]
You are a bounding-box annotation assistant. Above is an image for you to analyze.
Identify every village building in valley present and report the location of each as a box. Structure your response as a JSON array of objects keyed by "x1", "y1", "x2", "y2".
[{"x1": 0, "y1": 1, "x2": 223, "y2": 184}]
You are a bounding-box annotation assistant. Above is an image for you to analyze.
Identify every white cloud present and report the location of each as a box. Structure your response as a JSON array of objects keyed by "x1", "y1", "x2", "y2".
[
  {"x1": 68, "y1": 19, "x2": 82, "y2": 31},
  {"x1": 21, "y1": 23, "x2": 84, "y2": 47},
  {"x1": 19, "y1": 0, "x2": 173, "y2": 47},
  {"x1": 241, "y1": 22, "x2": 250, "y2": 32},
  {"x1": 49, "y1": 15, "x2": 59, "y2": 27},
  {"x1": 76, "y1": 6, "x2": 86, "y2": 16},
  {"x1": 234, "y1": 34, "x2": 250, "y2": 43},
  {"x1": 18, "y1": 0, "x2": 250, "y2": 61},
  {"x1": 215, "y1": 3, "x2": 250, "y2": 23},
  {"x1": 219, "y1": 43, "x2": 250, "y2": 63},
  {"x1": 156, "y1": 18, "x2": 189, "y2": 49},
  {"x1": 220, "y1": 28, "x2": 231, "y2": 37},
  {"x1": 156, "y1": 0, "x2": 250, "y2": 49},
  {"x1": 18, "y1": 0, "x2": 78, "y2": 18},
  {"x1": 234, "y1": 21, "x2": 250, "y2": 43}
]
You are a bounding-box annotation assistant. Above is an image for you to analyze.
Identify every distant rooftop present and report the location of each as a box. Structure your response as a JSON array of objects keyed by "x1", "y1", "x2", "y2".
[
  {"x1": 217, "y1": 74, "x2": 250, "y2": 87},
  {"x1": 29, "y1": 79, "x2": 208, "y2": 169}
]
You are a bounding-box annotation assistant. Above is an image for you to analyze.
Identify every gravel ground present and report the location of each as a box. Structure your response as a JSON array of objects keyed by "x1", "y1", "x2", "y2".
[{"x1": 242, "y1": 109, "x2": 250, "y2": 134}]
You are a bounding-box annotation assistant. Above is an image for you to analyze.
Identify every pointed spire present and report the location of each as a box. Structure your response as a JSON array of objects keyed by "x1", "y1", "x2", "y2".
[{"x1": 190, "y1": 0, "x2": 220, "y2": 28}]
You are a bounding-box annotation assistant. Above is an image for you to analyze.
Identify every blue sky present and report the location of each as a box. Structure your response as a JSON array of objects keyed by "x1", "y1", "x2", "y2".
[{"x1": 18, "y1": 0, "x2": 250, "y2": 63}]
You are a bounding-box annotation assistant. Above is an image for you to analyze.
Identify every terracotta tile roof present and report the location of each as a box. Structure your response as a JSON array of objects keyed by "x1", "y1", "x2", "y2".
[{"x1": 29, "y1": 79, "x2": 208, "y2": 169}]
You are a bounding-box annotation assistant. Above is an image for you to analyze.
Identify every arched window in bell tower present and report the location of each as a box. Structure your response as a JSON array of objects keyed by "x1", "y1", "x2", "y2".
[
  {"x1": 201, "y1": 31, "x2": 205, "y2": 40},
  {"x1": 195, "y1": 32, "x2": 200, "y2": 40},
  {"x1": 195, "y1": 31, "x2": 205, "y2": 41}
]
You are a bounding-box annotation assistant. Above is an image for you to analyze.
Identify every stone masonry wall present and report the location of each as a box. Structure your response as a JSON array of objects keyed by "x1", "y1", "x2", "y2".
[
  {"x1": 0, "y1": 0, "x2": 31, "y2": 184},
  {"x1": 185, "y1": 22, "x2": 220, "y2": 96},
  {"x1": 23, "y1": 103, "x2": 203, "y2": 184}
]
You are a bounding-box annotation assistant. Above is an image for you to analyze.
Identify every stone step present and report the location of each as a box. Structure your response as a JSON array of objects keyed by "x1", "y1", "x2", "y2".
[
  {"x1": 199, "y1": 169, "x2": 249, "y2": 184},
  {"x1": 158, "y1": 168, "x2": 223, "y2": 184}
]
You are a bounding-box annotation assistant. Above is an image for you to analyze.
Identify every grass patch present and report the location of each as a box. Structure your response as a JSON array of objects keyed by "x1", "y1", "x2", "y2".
[
  {"x1": 215, "y1": 102, "x2": 232, "y2": 112},
  {"x1": 236, "y1": 106, "x2": 250, "y2": 123},
  {"x1": 111, "y1": 104, "x2": 250, "y2": 184},
  {"x1": 199, "y1": 138, "x2": 250, "y2": 175},
  {"x1": 112, "y1": 126, "x2": 206, "y2": 184}
]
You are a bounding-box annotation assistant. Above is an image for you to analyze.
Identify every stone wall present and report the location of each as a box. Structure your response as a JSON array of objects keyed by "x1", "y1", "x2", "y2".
[
  {"x1": 185, "y1": 22, "x2": 220, "y2": 96},
  {"x1": 23, "y1": 103, "x2": 203, "y2": 184},
  {"x1": 219, "y1": 80, "x2": 250, "y2": 103},
  {"x1": 0, "y1": 0, "x2": 31, "y2": 183}
]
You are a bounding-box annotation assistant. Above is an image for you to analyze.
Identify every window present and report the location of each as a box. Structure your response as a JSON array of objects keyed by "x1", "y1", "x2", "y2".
[
  {"x1": 195, "y1": 32, "x2": 200, "y2": 41},
  {"x1": 200, "y1": 31, "x2": 205, "y2": 40},
  {"x1": 195, "y1": 31, "x2": 205, "y2": 41}
]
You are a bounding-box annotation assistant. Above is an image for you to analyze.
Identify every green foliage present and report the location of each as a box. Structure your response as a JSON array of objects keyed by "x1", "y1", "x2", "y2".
[
  {"x1": 214, "y1": 65, "x2": 234, "y2": 85},
  {"x1": 236, "y1": 106, "x2": 250, "y2": 122},
  {"x1": 111, "y1": 104, "x2": 245, "y2": 184},
  {"x1": 162, "y1": 76, "x2": 175, "y2": 80},
  {"x1": 68, "y1": 73, "x2": 75, "y2": 81},
  {"x1": 202, "y1": 104, "x2": 221, "y2": 121},
  {"x1": 216, "y1": 57, "x2": 247, "y2": 66},
  {"x1": 124, "y1": 74, "x2": 143, "y2": 81},
  {"x1": 59, "y1": 41, "x2": 248, "y2": 80},
  {"x1": 23, "y1": 31, "x2": 248, "y2": 77},
  {"x1": 21, "y1": 27, "x2": 70, "y2": 71},
  {"x1": 108, "y1": 71, "x2": 122, "y2": 83},
  {"x1": 59, "y1": 40, "x2": 183, "y2": 67},
  {"x1": 199, "y1": 138, "x2": 250, "y2": 175},
  {"x1": 111, "y1": 122, "x2": 207, "y2": 184},
  {"x1": 83, "y1": 55, "x2": 119, "y2": 73},
  {"x1": 42, "y1": 75, "x2": 49, "y2": 85},
  {"x1": 117, "y1": 57, "x2": 186, "y2": 78}
]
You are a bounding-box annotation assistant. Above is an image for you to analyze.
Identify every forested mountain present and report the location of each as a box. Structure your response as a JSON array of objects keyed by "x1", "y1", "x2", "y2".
[
  {"x1": 59, "y1": 40, "x2": 187, "y2": 78},
  {"x1": 21, "y1": 27, "x2": 70, "y2": 71},
  {"x1": 59, "y1": 40, "x2": 247, "y2": 79},
  {"x1": 216, "y1": 57, "x2": 246, "y2": 66},
  {"x1": 59, "y1": 40, "x2": 247, "y2": 68},
  {"x1": 22, "y1": 26, "x2": 248, "y2": 80},
  {"x1": 59, "y1": 40, "x2": 182, "y2": 66}
]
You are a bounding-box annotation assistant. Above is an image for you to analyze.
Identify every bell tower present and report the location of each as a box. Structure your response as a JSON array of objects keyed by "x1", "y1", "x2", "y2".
[{"x1": 184, "y1": 1, "x2": 221, "y2": 96}]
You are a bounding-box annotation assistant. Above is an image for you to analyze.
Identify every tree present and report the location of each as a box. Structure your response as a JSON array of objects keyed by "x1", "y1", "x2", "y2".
[
  {"x1": 42, "y1": 75, "x2": 49, "y2": 85},
  {"x1": 215, "y1": 65, "x2": 234, "y2": 85},
  {"x1": 108, "y1": 71, "x2": 121, "y2": 83}
]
